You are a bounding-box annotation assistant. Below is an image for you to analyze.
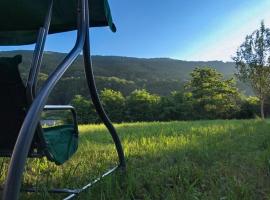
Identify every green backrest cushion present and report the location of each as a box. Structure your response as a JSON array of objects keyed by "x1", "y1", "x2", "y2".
[
  {"x1": 43, "y1": 124, "x2": 78, "y2": 165},
  {"x1": 0, "y1": 55, "x2": 28, "y2": 151},
  {"x1": 0, "y1": 55, "x2": 22, "y2": 82},
  {"x1": 0, "y1": 55, "x2": 41, "y2": 153}
]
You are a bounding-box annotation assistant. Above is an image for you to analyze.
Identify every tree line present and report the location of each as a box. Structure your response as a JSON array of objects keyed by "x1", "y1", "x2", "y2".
[
  {"x1": 71, "y1": 67, "x2": 261, "y2": 124},
  {"x1": 60, "y1": 21, "x2": 270, "y2": 123}
]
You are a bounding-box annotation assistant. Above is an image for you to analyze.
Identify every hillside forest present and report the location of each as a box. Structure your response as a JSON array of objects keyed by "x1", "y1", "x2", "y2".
[{"x1": 0, "y1": 49, "x2": 264, "y2": 124}]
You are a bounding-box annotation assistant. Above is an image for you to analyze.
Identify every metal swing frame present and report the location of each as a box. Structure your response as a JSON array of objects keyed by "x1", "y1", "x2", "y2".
[{"x1": 2, "y1": 0, "x2": 126, "y2": 199}]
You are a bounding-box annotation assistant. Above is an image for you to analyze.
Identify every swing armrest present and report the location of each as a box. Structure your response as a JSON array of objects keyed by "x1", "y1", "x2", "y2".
[{"x1": 43, "y1": 105, "x2": 79, "y2": 135}]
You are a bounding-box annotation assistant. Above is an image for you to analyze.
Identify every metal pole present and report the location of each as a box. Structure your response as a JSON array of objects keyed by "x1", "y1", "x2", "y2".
[
  {"x1": 82, "y1": 0, "x2": 126, "y2": 169},
  {"x1": 26, "y1": 0, "x2": 53, "y2": 101},
  {"x1": 2, "y1": 0, "x2": 86, "y2": 199}
]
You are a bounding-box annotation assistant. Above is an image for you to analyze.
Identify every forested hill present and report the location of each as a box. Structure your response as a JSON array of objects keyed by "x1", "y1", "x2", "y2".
[
  {"x1": 0, "y1": 50, "x2": 239, "y2": 103},
  {"x1": 0, "y1": 50, "x2": 236, "y2": 79}
]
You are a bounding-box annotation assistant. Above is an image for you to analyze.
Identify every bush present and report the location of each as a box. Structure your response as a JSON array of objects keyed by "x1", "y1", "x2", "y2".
[{"x1": 100, "y1": 89, "x2": 126, "y2": 122}]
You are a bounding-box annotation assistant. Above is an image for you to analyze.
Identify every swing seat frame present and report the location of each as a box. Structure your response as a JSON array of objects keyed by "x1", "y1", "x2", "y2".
[{"x1": 0, "y1": 0, "x2": 126, "y2": 199}]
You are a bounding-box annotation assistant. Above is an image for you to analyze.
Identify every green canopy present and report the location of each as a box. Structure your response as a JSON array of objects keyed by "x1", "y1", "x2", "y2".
[{"x1": 0, "y1": 0, "x2": 116, "y2": 45}]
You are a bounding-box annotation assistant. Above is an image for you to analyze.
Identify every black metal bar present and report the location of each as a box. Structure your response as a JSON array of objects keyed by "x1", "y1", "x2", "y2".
[
  {"x1": 63, "y1": 166, "x2": 119, "y2": 200},
  {"x1": 25, "y1": 0, "x2": 54, "y2": 160},
  {"x1": 0, "y1": 187, "x2": 79, "y2": 194},
  {"x1": 26, "y1": 27, "x2": 46, "y2": 101},
  {"x1": 82, "y1": 0, "x2": 126, "y2": 169},
  {"x1": 22, "y1": 188, "x2": 80, "y2": 194},
  {"x1": 26, "y1": 0, "x2": 53, "y2": 101},
  {"x1": 1, "y1": 166, "x2": 118, "y2": 198},
  {"x1": 43, "y1": 105, "x2": 79, "y2": 134},
  {"x1": 2, "y1": 0, "x2": 87, "y2": 199},
  {"x1": 1, "y1": 166, "x2": 119, "y2": 199},
  {"x1": 0, "y1": 151, "x2": 43, "y2": 158}
]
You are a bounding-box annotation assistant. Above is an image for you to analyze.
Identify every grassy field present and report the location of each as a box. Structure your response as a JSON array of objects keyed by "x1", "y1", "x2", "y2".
[{"x1": 1, "y1": 119, "x2": 270, "y2": 199}]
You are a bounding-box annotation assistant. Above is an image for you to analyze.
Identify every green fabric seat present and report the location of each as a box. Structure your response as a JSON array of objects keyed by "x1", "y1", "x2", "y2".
[
  {"x1": 0, "y1": 0, "x2": 116, "y2": 45},
  {"x1": 43, "y1": 125, "x2": 78, "y2": 165}
]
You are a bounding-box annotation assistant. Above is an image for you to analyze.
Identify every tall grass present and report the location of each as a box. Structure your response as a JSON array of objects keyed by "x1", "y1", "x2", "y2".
[{"x1": 1, "y1": 119, "x2": 270, "y2": 199}]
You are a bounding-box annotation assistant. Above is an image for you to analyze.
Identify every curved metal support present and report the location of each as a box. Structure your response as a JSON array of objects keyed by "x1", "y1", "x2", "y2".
[
  {"x1": 26, "y1": 0, "x2": 53, "y2": 100},
  {"x1": 2, "y1": 0, "x2": 86, "y2": 199},
  {"x1": 82, "y1": 0, "x2": 126, "y2": 169},
  {"x1": 26, "y1": 0, "x2": 54, "y2": 158},
  {"x1": 44, "y1": 105, "x2": 79, "y2": 135}
]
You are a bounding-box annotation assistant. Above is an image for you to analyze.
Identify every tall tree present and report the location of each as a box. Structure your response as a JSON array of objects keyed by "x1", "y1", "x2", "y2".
[
  {"x1": 233, "y1": 21, "x2": 270, "y2": 119},
  {"x1": 126, "y1": 89, "x2": 160, "y2": 121},
  {"x1": 159, "y1": 90, "x2": 193, "y2": 121},
  {"x1": 185, "y1": 67, "x2": 240, "y2": 119},
  {"x1": 70, "y1": 95, "x2": 98, "y2": 124},
  {"x1": 100, "y1": 89, "x2": 126, "y2": 122}
]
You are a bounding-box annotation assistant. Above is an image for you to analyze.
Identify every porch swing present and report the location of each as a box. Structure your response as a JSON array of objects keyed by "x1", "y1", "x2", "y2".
[{"x1": 0, "y1": 0, "x2": 126, "y2": 199}]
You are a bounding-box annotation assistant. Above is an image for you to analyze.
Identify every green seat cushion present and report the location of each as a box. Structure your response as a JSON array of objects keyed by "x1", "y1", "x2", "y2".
[
  {"x1": 43, "y1": 124, "x2": 78, "y2": 165},
  {"x1": 0, "y1": 0, "x2": 116, "y2": 45}
]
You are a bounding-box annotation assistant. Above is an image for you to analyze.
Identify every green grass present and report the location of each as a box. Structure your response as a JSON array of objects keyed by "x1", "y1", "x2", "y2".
[{"x1": 1, "y1": 119, "x2": 270, "y2": 199}]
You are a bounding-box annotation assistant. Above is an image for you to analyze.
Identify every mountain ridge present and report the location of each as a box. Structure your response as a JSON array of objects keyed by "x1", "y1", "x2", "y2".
[{"x1": 0, "y1": 50, "x2": 247, "y2": 103}]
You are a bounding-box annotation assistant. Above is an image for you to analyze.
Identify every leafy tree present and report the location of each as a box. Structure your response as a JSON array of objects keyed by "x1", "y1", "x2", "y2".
[
  {"x1": 185, "y1": 67, "x2": 240, "y2": 119},
  {"x1": 126, "y1": 89, "x2": 160, "y2": 121},
  {"x1": 159, "y1": 90, "x2": 193, "y2": 121},
  {"x1": 100, "y1": 89, "x2": 126, "y2": 122},
  {"x1": 233, "y1": 21, "x2": 270, "y2": 119},
  {"x1": 70, "y1": 95, "x2": 98, "y2": 124},
  {"x1": 237, "y1": 96, "x2": 260, "y2": 119},
  {"x1": 96, "y1": 76, "x2": 137, "y2": 96}
]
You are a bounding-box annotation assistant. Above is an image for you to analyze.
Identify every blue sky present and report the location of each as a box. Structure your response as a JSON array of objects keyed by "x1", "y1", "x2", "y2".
[{"x1": 1, "y1": 0, "x2": 270, "y2": 61}]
